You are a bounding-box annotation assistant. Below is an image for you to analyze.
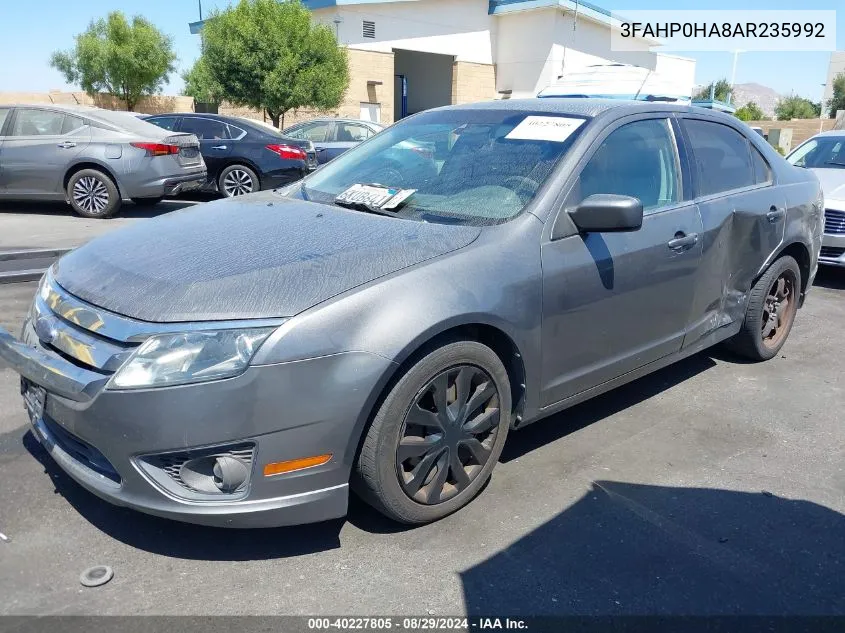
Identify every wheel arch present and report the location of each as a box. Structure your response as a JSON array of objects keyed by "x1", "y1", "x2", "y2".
[
  {"x1": 63, "y1": 161, "x2": 122, "y2": 198},
  {"x1": 758, "y1": 241, "x2": 812, "y2": 294},
  {"x1": 217, "y1": 159, "x2": 262, "y2": 190},
  {"x1": 345, "y1": 320, "x2": 528, "y2": 470}
]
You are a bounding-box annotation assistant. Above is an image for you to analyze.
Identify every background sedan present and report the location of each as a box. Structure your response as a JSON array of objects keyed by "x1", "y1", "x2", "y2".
[
  {"x1": 144, "y1": 113, "x2": 317, "y2": 197},
  {"x1": 283, "y1": 117, "x2": 384, "y2": 164},
  {"x1": 0, "y1": 104, "x2": 206, "y2": 218}
]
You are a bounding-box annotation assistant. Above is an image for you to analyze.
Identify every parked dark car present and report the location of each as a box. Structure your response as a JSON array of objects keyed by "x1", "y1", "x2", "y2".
[
  {"x1": 0, "y1": 104, "x2": 206, "y2": 217},
  {"x1": 0, "y1": 99, "x2": 822, "y2": 529},
  {"x1": 143, "y1": 113, "x2": 318, "y2": 197},
  {"x1": 284, "y1": 117, "x2": 384, "y2": 164}
]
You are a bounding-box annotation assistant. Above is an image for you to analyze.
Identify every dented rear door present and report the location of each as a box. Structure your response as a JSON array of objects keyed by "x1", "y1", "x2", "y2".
[{"x1": 679, "y1": 117, "x2": 785, "y2": 349}]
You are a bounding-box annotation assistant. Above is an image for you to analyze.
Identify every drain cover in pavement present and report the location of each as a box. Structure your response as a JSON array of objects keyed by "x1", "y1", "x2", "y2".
[{"x1": 80, "y1": 565, "x2": 114, "y2": 587}]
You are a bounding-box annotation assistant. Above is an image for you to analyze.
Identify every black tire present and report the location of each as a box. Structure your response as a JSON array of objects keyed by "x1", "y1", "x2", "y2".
[
  {"x1": 354, "y1": 341, "x2": 511, "y2": 524},
  {"x1": 218, "y1": 165, "x2": 259, "y2": 197},
  {"x1": 131, "y1": 196, "x2": 164, "y2": 206},
  {"x1": 67, "y1": 169, "x2": 120, "y2": 218},
  {"x1": 725, "y1": 255, "x2": 801, "y2": 361}
]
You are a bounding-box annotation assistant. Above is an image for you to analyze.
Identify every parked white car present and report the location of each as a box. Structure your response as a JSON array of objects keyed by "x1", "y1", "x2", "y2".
[{"x1": 786, "y1": 131, "x2": 845, "y2": 267}]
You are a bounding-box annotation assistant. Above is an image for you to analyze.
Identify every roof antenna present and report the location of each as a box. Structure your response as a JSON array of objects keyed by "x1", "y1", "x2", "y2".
[{"x1": 634, "y1": 69, "x2": 652, "y2": 101}]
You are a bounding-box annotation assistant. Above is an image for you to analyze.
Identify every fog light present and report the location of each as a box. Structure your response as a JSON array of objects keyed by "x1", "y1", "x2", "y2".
[
  {"x1": 263, "y1": 454, "x2": 332, "y2": 477},
  {"x1": 212, "y1": 456, "x2": 250, "y2": 492}
]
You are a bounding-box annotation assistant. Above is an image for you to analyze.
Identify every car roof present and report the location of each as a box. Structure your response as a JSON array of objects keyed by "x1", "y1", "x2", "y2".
[
  {"x1": 439, "y1": 97, "x2": 738, "y2": 119},
  {"x1": 811, "y1": 130, "x2": 845, "y2": 138},
  {"x1": 287, "y1": 117, "x2": 384, "y2": 127},
  {"x1": 0, "y1": 103, "x2": 105, "y2": 114}
]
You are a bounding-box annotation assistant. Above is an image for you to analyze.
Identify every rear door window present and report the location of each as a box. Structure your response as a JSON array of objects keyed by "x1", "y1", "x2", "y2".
[
  {"x1": 288, "y1": 122, "x2": 330, "y2": 143},
  {"x1": 180, "y1": 117, "x2": 230, "y2": 140},
  {"x1": 750, "y1": 143, "x2": 772, "y2": 184},
  {"x1": 0, "y1": 108, "x2": 11, "y2": 134},
  {"x1": 335, "y1": 122, "x2": 372, "y2": 142},
  {"x1": 682, "y1": 119, "x2": 755, "y2": 196},
  {"x1": 61, "y1": 115, "x2": 85, "y2": 135}
]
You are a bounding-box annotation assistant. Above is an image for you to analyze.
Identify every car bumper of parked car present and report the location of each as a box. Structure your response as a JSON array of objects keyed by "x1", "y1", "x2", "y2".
[
  {"x1": 820, "y1": 231, "x2": 845, "y2": 267},
  {"x1": 125, "y1": 168, "x2": 208, "y2": 199},
  {"x1": 0, "y1": 320, "x2": 394, "y2": 528}
]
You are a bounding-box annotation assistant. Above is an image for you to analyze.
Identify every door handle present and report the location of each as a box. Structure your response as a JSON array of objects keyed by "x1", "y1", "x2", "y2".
[
  {"x1": 766, "y1": 206, "x2": 785, "y2": 223},
  {"x1": 667, "y1": 231, "x2": 699, "y2": 251},
  {"x1": 57, "y1": 142, "x2": 76, "y2": 149},
  {"x1": 315, "y1": 147, "x2": 327, "y2": 152},
  {"x1": 211, "y1": 145, "x2": 227, "y2": 150}
]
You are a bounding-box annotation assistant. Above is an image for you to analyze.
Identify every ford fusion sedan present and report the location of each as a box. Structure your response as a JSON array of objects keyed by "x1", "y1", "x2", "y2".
[
  {"x1": 0, "y1": 99, "x2": 822, "y2": 527},
  {"x1": 0, "y1": 104, "x2": 206, "y2": 217},
  {"x1": 786, "y1": 130, "x2": 845, "y2": 267}
]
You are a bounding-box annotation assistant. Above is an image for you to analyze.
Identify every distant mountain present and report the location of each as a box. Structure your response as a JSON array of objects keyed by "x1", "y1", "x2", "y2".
[{"x1": 731, "y1": 83, "x2": 781, "y2": 120}]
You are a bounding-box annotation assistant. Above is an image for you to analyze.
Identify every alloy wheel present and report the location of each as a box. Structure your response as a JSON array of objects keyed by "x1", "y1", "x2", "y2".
[
  {"x1": 396, "y1": 365, "x2": 501, "y2": 505},
  {"x1": 222, "y1": 169, "x2": 255, "y2": 196},
  {"x1": 72, "y1": 176, "x2": 110, "y2": 215},
  {"x1": 761, "y1": 270, "x2": 797, "y2": 349}
]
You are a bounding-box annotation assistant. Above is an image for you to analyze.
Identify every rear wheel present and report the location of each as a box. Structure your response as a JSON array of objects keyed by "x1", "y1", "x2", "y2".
[
  {"x1": 131, "y1": 196, "x2": 164, "y2": 206},
  {"x1": 67, "y1": 169, "x2": 120, "y2": 218},
  {"x1": 725, "y1": 255, "x2": 801, "y2": 361},
  {"x1": 218, "y1": 165, "x2": 259, "y2": 197},
  {"x1": 354, "y1": 341, "x2": 511, "y2": 524}
]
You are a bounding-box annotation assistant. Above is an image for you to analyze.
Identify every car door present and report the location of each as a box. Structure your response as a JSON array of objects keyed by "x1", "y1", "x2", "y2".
[
  {"x1": 0, "y1": 108, "x2": 90, "y2": 196},
  {"x1": 0, "y1": 107, "x2": 12, "y2": 191},
  {"x1": 322, "y1": 122, "x2": 374, "y2": 162},
  {"x1": 677, "y1": 117, "x2": 786, "y2": 348},
  {"x1": 286, "y1": 121, "x2": 334, "y2": 164},
  {"x1": 178, "y1": 116, "x2": 233, "y2": 180},
  {"x1": 539, "y1": 115, "x2": 704, "y2": 406}
]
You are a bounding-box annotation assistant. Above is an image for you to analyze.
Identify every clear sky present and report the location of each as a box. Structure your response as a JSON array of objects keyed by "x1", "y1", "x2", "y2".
[{"x1": 0, "y1": 0, "x2": 841, "y2": 101}]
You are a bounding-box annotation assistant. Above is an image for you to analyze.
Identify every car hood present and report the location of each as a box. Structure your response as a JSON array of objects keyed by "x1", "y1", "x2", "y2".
[
  {"x1": 810, "y1": 168, "x2": 845, "y2": 206},
  {"x1": 53, "y1": 192, "x2": 481, "y2": 322}
]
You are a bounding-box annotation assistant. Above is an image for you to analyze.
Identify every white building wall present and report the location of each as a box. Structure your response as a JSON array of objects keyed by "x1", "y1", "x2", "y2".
[{"x1": 312, "y1": 0, "x2": 495, "y2": 64}]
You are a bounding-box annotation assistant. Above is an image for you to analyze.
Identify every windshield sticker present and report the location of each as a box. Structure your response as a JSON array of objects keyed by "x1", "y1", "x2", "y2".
[
  {"x1": 336, "y1": 184, "x2": 417, "y2": 210},
  {"x1": 505, "y1": 116, "x2": 585, "y2": 143}
]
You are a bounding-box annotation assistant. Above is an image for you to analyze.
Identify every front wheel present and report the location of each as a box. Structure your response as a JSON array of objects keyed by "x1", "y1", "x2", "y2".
[
  {"x1": 67, "y1": 169, "x2": 121, "y2": 218},
  {"x1": 725, "y1": 255, "x2": 801, "y2": 361},
  {"x1": 354, "y1": 341, "x2": 511, "y2": 524}
]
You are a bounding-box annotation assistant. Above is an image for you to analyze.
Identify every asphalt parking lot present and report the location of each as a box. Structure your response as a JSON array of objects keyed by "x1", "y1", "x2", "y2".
[{"x1": 0, "y1": 203, "x2": 844, "y2": 616}]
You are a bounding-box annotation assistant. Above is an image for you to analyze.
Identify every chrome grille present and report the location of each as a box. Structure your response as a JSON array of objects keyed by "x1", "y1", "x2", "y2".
[
  {"x1": 824, "y1": 209, "x2": 845, "y2": 235},
  {"x1": 820, "y1": 246, "x2": 845, "y2": 259}
]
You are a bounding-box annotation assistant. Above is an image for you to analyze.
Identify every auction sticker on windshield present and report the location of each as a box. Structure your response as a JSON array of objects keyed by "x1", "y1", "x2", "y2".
[
  {"x1": 336, "y1": 184, "x2": 417, "y2": 210},
  {"x1": 505, "y1": 116, "x2": 585, "y2": 142}
]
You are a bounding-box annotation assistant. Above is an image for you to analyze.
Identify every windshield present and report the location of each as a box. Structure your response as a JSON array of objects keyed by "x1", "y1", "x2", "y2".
[
  {"x1": 295, "y1": 109, "x2": 588, "y2": 225},
  {"x1": 787, "y1": 136, "x2": 845, "y2": 168}
]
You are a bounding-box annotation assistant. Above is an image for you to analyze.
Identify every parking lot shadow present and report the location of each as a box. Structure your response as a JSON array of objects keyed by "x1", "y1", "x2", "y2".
[
  {"x1": 501, "y1": 353, "x2": 717, "y2": 463},
  {"x1": 813, "y1": 267, "x2": 845, "y2": 290},
  {"x1": 0, "y1": 199, "x2": 202, "y2": 220},
  {"x1": 461, "y1": 480, "x2": 845, "y2": 617},
  {"x1": 22, "y1": 431, "x2": 343, "y2": 560}
]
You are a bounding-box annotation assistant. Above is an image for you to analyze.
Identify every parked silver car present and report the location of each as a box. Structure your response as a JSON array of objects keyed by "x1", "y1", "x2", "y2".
[
  {"x1": 284, "y1": 118, "x2": 384, "y2": 164},
  {"x1": 786, "y1": 130, "x2": 845, "y2": 267},
  {"x1": 0, "y1": 104, "x2": 207, "y2": 218},
  {"x1": 0, "y1": 99, "x2": 823, "y2": 528}
]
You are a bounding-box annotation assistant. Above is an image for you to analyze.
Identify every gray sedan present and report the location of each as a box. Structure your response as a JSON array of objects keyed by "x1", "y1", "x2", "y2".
[
  {"x1": 0, "y1": 99, "x2": 822, "y2": 527},
  {"x1": 0, "y1": 104, "x2": 207, "y2": 217},
  {"x1": 284, "y1": 118, "x2": 384, "y2": 163}
]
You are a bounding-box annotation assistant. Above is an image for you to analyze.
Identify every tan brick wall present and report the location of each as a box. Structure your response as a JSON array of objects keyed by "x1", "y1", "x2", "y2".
[
  {"x1": 746, "y1": 118, "x2": 838, "y2": 146},
  {"x1": 221, "y1": 48, "x2": 395, "y2": 128},
  {"x1": 451, "y1": 61, "x2": 496, "y2": 106},
  {"x1": 0, "y1": 90, "x2": 194, "y2": 114}
]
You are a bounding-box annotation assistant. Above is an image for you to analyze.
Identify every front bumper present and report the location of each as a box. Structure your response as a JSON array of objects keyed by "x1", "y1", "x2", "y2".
[
  {"x1": 820, "y1": 232, "x2": 845, "y2": 267},
  {"x1": 0, "y1": 320, "x2": 394, "y2": 528}
]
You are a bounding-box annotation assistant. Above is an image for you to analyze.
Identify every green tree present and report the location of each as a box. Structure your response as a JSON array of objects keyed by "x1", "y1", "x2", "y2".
[
  {"x1": 182, "y1": 57, "x2": 223, "y2": 104},
  {"x1": 734, "y1": 101, "x2": 765, "y2": 121},
  {"x1": 50, "y1": 12, "x2": 176, "y2": 111},
  {"x1": 826, "y1": 72, "x2": 845, "y2": 119},
  {"x1": 199, "y1": 0, "x2": 349, "y2": 128},
  {"x1": 775, "y1": 95, "x2": 818, "y2": 120},
  {"x1": 693, "y1": 78, "x2": 732, "y2": 102}
]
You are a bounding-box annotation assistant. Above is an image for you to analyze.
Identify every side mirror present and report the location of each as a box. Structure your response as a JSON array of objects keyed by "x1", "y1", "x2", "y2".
[{"x1": 568, "y1": 194, "x2": 643, "y2": 233}]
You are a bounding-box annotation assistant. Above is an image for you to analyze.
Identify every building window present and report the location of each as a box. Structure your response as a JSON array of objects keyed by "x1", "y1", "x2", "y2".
[{"x1": 362, "y1": 20, "x2": 375, "y2": 38}]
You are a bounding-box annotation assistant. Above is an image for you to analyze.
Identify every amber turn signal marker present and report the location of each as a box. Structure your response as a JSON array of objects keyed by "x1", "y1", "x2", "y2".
[{"x1": 263, "y1": 454, "x2": 332, "y2": 477}]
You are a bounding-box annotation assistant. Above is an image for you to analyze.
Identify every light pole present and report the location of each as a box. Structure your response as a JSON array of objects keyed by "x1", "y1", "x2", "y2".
[
  {"x1": 820, "y1": 83, "x2": 827, "y2": 133},
  {"x1": 333, "y1": 14, "x2": 343, "y2": 42},
  {"x1": 730, "y1": 50, "x2": 744, "y2": 88}
]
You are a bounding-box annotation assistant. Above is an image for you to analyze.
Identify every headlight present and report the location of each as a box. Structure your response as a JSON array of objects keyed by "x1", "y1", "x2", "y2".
[{"x1": 108, "y1": 327, "x2": 277, "y2": 390}]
